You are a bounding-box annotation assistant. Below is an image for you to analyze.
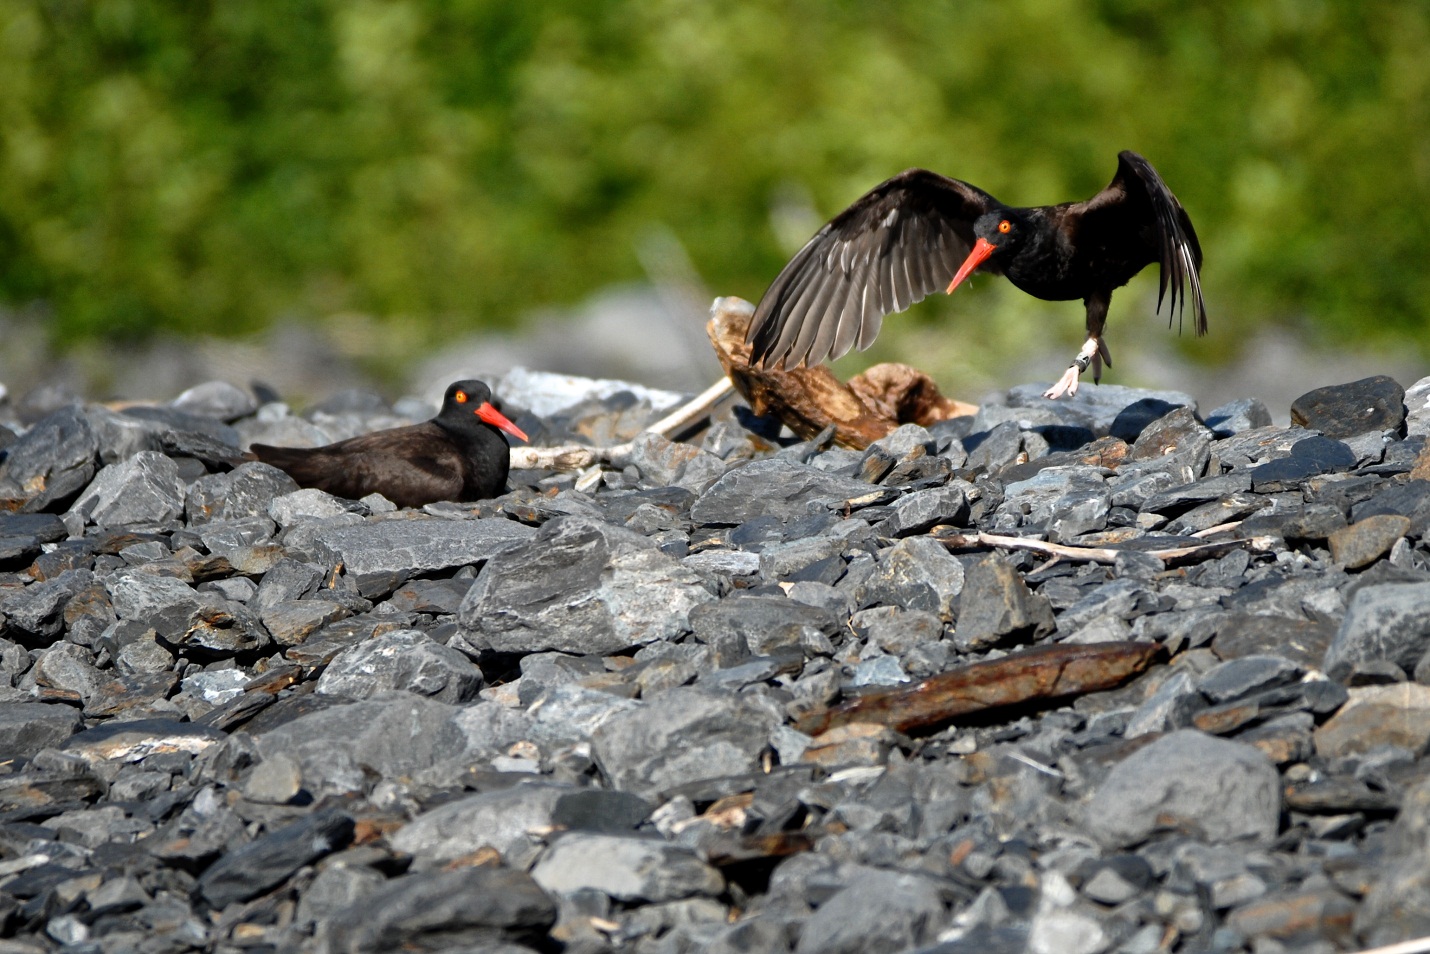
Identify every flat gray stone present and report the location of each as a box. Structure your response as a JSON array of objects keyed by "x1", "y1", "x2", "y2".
[
  {"x1": 299, "y1": 516, "x2": 534, "y2": 597},
  {"x1": 316, "y1": 629, "x2": 484, "y2": 703},
  {"x1": 793, "y1": 868, "x2": 946, "y2": 954},
  {"x1": 857, "y1": 536, "x2": 965, "y2": 621},
  {"x1": 1323, "y1": 582, "x2": 1430, "y2": 680},
  {"x1": 531, "y1": 832, "x2": 722, "y2": 902},
  {"x1": 458, "y1": 516, "x2": 713, "y2": 655},
  {"x1": 0, "y1": 702, "x2": 84, "y2": 760},
  {"x1": 67, "y1": 451, "x2": 187, "y2": 528},
  {"x1": 591, "y1": 687, "x2": 778, "y2": 796},
  {"x1": 392, "y1": 782, "x2": 574, "y2": 869},
  {"x1": 1084, "y1": 730, "x2": 1280, "y2": 847},
  {"x1": 690, "y1": 458, "x2": 882, "y2": 525}
]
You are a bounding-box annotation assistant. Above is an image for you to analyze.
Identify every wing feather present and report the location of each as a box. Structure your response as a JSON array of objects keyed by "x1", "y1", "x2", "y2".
[{"x1": 747, "y1": 169, "x2": 997, "y2": 368}]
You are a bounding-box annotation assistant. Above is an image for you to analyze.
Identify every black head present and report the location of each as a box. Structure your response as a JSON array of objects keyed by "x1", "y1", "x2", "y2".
[
  {"x1": 436, "y1": 379, "x2": 527, "y2": 442},
  {"x1": 972, "y1": 210, "x2": 1030, "y2": 253}
]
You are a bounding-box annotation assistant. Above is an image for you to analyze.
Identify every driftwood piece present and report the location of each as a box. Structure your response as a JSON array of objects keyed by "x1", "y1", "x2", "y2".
[
  {"x1": 931, "y1": 526, "x2": 1280, "y2": 567},
  {"x1": 707, "y1": 296, "x2": 976, "y2": 450},
  {"x1": 796, "y1": 641, "x2": 1163, "y2": 736}
]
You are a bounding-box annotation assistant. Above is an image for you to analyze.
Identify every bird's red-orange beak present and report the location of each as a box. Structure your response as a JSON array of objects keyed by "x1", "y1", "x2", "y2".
[
  {"x1": 476, "y1": 402, "x2": 529, "y2": 442},
  {"x1": 947, "y1": 237, "x2": 997, "y2": 294}
]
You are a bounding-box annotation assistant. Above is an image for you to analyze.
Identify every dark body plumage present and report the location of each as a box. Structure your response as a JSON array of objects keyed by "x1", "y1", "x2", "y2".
[
  {"x1": 249, "y1": 380, "x2": 527, "y2": 509},
  {"x1": 746, "y1": 150, "x2": 1206, "y2": 397}
]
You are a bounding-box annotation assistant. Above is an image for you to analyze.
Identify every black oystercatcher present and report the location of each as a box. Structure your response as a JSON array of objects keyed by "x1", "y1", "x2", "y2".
[
  {"x1": 746, "y1": 151, "x2": 1206, "y2": 398},
  {"x1": 249, "y1": 380, "x2": 528, "y2": 508}
]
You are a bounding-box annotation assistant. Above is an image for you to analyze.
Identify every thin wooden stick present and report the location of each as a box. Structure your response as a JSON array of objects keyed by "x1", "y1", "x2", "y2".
[
  {"x1": 643, "y1": 376, "x2": 736, "y2": 439},
  {"x1": 509, "y1": 376, "x2": 735, "y2": 473},
  {"x1": 931, "y1": 527, "x2": 1278, "y2": 565}
]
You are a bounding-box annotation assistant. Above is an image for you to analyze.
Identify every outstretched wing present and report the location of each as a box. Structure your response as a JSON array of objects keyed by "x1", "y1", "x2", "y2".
[
  {"x1": 1079, "y1": 151, "x2": 1207, "y2": 335},
  {"x1": 747, "y1": 169, "x2": 1000, "y2": 369}
]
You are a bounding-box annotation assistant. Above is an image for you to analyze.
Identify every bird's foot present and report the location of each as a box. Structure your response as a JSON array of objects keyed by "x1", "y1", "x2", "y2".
[{"x1": 1043, "y1": 337, "x2": 1103, "y2": 400}]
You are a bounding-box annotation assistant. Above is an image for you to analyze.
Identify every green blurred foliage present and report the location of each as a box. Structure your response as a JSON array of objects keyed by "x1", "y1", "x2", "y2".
[{"x1": 1, "y1": 0, "x2": 1427, "y2": 364}]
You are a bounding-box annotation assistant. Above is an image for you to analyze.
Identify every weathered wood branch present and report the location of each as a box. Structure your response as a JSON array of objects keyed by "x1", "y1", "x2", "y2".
[
  {"x1": 931, "y1": 526, "x2": 1280, "y2": 566},
  {"x1": 707, "y1": 296, "x2": 976, "y2": 450}
]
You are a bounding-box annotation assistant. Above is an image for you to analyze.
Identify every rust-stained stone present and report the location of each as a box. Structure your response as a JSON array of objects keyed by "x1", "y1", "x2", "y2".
[
  {"x1": 1327, "y1": 514, "x2": 1411, "y2": 569},
  {"x1": 799, "y1": 722, "x2": 899, "y2": 769},
  {"x1": 1313, "y1": 683, "x2": 1430, "y2": 757},
  {"x1": 1226, "y1": 889, "x2": 1356, "y2": 945},
  {"x1": 796, "y1": 641, "x2": 1162, "y2": 736}
]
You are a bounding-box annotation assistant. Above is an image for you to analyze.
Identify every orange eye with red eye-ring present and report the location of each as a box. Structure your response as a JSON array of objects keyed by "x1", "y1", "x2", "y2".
[
  {"x1": 998, "y1": 220, "x2": 1012, "y2": 234},
  {"x1": 455, "y1": 391, "x2": 468, "y2": 403}
]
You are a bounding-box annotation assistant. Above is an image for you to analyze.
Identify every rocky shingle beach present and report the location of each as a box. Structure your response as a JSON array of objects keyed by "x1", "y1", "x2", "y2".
[{"x1": 2, "y1": 352, "x2": 1430, "y2": 953}]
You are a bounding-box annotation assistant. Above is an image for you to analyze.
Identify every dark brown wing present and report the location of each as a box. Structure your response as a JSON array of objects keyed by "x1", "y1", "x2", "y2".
[
  {"x1": 1077, "y1": 151, "x2": 1207, "y2": 335},
  {"x1": 250, "y1": 423, "x2": 466, "y2": 508},
  {"x1": 747, "y1": 169, "x2": 1000, "y2": 369}
]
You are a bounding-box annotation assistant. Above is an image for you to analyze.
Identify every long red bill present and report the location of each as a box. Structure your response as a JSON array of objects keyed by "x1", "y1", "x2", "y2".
[
  {"x1": 476, "y1": 402, "x2": 529, "y2": 442},
  {"x1": 947, "y1": 236, "x2": 997, "y2": 294}
]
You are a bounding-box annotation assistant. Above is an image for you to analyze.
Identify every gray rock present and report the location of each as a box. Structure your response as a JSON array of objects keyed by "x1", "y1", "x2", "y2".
[
  {"x1": 690, "y1": 459, "x2": 883, "y2": 524},
  {"x1": 531, "y1": 832, "x2": 723, "y2": 901},
  {"x1": 689, "y1": 597, "x2": 840, "y2": 657},
  {"x1": 196, "y1": 809, "x2": 354, "y2": 908},
  {"x1": 877, "y1": 484, "x2": 971, "y2": 536},
  {"x1": 1323, "y1": 582, "x2": 1430, "y2": 681},
  {"x1": 857, "y1": 536, "x2": 965, "y2": 621},
  {"x1": 298, "y1": 516, "x2": 534, "y2": 598},
  {"x1": 1355, "y1": 774, "x2": 1430, "y2": 946},
  {"x1": 1084, "y1": 730, "x2": 1281, "y2": 847},
  {"x1": 316, "y1": 629, "x2": 484, "y2": 702},
  {"x1": 170, "y1": 381, "x2": 258, "y2": 421},
  {"x1": 591, "y1": 687, "x2": 778, "y2": 796},
  {"x1": 186, "y1": 460, "x2": 300, "y2": 524},
  {"x1": 1, "y1": 567, "x2": 93, "y2": 643},
  {"x1": 268, "y1": 488, "x2": 361, "y2": 527},
  {"x1": 1198, "y1": 655, "x2": 1304, "y2": 703},
  {"x1": 458, "y1": 517, "x2": 713, "y2": 655},
  {"x1": 0, "y1": 407, "x2": 98, "y2": 510},
  {"x1": 953, "y1": 555, "x2": 1055, "y2": 651},
  {"x1": 1406, "y1": 376, "x2": 1430, "y2": 438},
  {"x1": 260, "y1": 599, "x2": 351, "y2": 646},
  {"x1": 256, "y1": 696, "x2": 528, "y2": 795},
  {"x1": 794, "y1": 868, "x2": 946, "y2": 954},
  {"x1": 1206, "y1": 397, "x2": 1273, "y2": 436},
  {"x1": 319, "y1": 867, "x2": 556, "y2": 954},
  {"x1": 1291, "y1": 375, "x2": 1406, "y2": 440},
  {"x1": 0, "y1": 702, "x2": 84, "y2": 760},
  {"x1": 66, "y1": 454, "x2": 187, "y2": 529},
  {"x1": 1007, "y1": 382, "x2": 1196, "y2": 435},
  {"x1": 965, "y1": 420, "x2": 1023, "y2": 473},
  {"x1": 392, "y1": 782, "x2": 573, "y2": 869},
  {"x1": 627, "y1": 430, "x2": 728, "y2": 493}
]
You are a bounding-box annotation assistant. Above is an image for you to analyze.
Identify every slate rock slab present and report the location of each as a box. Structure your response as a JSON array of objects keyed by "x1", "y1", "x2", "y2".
[
  {"x1": 689, "y1": 458, "x2": 881, "y2": 524},
  {"x1": 459, "y1": 516, "x2": 714, "y2": 655},
  {"x1": 391, "y1": 782, "x2": 573, "y2": 869},
  {"x1": 1322, "y1": 581, "x2": 1430, "y2": 680},
  {"x1": 0, "y1": 702, "x2": 85, "y2": 760},
  {"x1": 1084, "y1": 730, "x2": 1281, "y2": 847},
  {"x1": 318, "y1": 867, "x2": 557, "y2": 954},
  {"x1": 68, "y1": 451, "x2": 187, "y2": 529},
  {"x1": 196, "y1": 809, "x2": 354, "y2": 908},
  {"x1": 316, "y1": 628, "x2": 484, "y2": 703},
  {"x1": 793, "y1": 868, "x2": 947, "y2": 954},
  {"x1": 530, "y1": 832, "x2": 723, "y2": 902},
  {"x1": 591, "y1": 687, "x2": 779, "y2": 796},
  {"x1": 301, "y1": 516, "x2": 535, "y2": 598},
  {"x1": 857, "y1": 536, "x2": 965, "y2": 621},
  {"x1": 954, "y1": 554, "x2": 1055, "y2": 651},
  {"x1": 1291, "y1": 374, "x2": 1406, "y2": 439},
  {"x1": 1313, "y1": 683, "x2": 1430, "y2": 757}
]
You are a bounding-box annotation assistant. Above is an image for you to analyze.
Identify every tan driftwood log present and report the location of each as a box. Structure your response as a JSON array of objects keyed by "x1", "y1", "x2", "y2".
[{"x1": 707, "y1": 296, "x2": 976, "y2": 450}]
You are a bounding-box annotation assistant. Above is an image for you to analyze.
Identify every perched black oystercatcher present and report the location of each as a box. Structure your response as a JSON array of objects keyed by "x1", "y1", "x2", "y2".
[
  {"x1": 249, "y1": 380, "x2": 527, "y2": 508},
  {"x1": 746, "y1": 150, "x2": 1206, "y2": 398}
]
